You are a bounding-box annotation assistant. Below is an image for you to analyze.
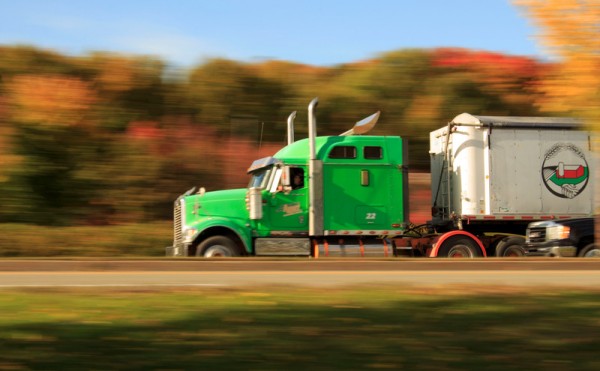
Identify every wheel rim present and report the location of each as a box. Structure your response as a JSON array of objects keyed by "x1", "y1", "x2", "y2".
[
  {"x1": 447, "y1": 245, "x2": 474, "y2": 258},
  {"x1": 583, "y1": 249, "x2": 600, "y2": 258},
  {"x1": 204, "y1": 245, "x2": 233, "y2": 257},
  {"x1": 504, "y1": 246, "x2": 525, "y2": 257}
]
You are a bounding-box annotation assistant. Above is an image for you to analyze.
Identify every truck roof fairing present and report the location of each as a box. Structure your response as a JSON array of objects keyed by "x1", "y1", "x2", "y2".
[{"x1": 451, "y1": 113, "x2": 581, "y2": 129}]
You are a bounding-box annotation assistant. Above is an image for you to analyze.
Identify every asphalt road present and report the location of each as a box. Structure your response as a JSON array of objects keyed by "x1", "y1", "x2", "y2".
[{"x1": 1, "y1": 259, "x2": 600, "y2": 288}]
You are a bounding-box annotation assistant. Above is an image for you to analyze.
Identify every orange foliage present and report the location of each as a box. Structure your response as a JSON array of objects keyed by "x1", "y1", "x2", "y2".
[
  {"x1": 7, "y1": 75, "x2": 97, "y2": 127},
  {"x1": 516, "y1": 0, "x2": 600, "y2": 122},
  {"x1": 85, "y1": 54, "x2": 162, "y2": 93},
  {"x1": 404, "y1": 95, "x2": 445, "y2": 122},
  {"x1": 98, "y1": 59, "x2": 135, "y2": 92},
  {"x1": 0, "y1": 95, "x2": 7, "y2": 119},
  {"x1": 516, "y1": 0, "x2": 600, "y2": 58},
  {"x1": 93, "y1": 57, "x2": 138, "y2": 93}
]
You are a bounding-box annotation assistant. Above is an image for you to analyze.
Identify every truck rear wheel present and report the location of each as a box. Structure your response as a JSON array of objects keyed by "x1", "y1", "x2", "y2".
[
  {"x1": 196, "y1": 236, "x2": 240, "y2": 258},
  {"x1": 495, "y1": 237, "x2": 526, "y2": 257},
  {"x1": 438, "y1": 236, "x2": 480, "y2": 258},
  {"x1": 578, "y1": 243, "x2": 600, "y2": 258}
]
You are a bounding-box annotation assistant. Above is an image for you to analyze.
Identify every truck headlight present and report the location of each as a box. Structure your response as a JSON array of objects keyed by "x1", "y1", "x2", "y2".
[
  {"x1": 183, "y1": 228, "x2": 198, "y2": 243},
  {"x1": 547, "y1": 225, "x2": 570, "y2": 240}
]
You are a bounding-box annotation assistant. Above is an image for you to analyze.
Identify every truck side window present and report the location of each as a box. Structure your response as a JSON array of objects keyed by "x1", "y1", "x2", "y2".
[
  {"x1": 290, "y1": 168, "x2": 304, "y2": 190},
  {"x1": 329, "y1": 146, "x2": 356, "y2": 159},
  {"x1": 364, "y1": 146, "x2": 383, "y2": 159}
]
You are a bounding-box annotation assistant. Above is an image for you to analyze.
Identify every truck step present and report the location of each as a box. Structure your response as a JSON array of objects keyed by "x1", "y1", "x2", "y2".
[{"x1": 314, "y1": 239, "x2": 391, "y2": 258}]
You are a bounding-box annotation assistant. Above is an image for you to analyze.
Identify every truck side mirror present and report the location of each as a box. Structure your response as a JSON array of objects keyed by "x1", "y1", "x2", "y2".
[
  {"x1": 278, "y1": 166, "x2": 293, "y2": 193},
  {"x1": 281, "y1": 166, "x2": 291, "y2": 187}
]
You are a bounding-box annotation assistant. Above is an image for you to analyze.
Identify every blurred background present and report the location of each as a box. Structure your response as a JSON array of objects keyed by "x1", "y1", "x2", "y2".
[{"x1": 0, "y1": 0, "x2": 597, "y2": 254}]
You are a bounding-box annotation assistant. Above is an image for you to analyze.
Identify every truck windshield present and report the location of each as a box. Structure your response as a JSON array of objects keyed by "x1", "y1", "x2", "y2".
[{"x1": 248, "y1": 167, "x2": 272, "y2": 189}]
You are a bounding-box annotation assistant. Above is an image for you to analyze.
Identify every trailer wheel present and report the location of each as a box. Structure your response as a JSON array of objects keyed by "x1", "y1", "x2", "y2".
[
  {"x1": 495, "y1": 237, "x2": 526, "y2": 257},
  {"x1": 439, "y1": 236, "x2": 479, "y2": 258},
  {"x1": 196, "y1": 236, "x2": 240, "y2": 258},
  {"x1": 578, "y1": 243, "x2": 600, "y2": 258}
]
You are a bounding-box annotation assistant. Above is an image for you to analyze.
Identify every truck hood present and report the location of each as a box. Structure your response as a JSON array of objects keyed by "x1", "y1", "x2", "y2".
[{"x1": 184, "y1": 188, "x2": 249, "y2": 219}]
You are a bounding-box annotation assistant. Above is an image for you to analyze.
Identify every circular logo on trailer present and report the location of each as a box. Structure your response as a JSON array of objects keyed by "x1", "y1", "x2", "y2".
[{"x1": 542, "y1": 143, "x2": 589, "y2": 199}]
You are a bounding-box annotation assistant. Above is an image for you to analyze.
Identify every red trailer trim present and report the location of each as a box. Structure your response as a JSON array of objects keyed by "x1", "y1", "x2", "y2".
[{"x1": 429, "y1": 230, "x2": 487, "y2": 257}]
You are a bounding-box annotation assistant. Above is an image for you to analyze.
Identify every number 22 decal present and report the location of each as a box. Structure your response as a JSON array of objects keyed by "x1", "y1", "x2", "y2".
[{"x1": 366, "y1": 213, "x2": 377, "y2": 220}]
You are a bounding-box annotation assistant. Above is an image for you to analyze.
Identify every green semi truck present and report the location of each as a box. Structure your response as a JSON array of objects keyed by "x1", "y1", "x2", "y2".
[{"x1": 166, "y1": 98, "x2": 593, "y2": 258}]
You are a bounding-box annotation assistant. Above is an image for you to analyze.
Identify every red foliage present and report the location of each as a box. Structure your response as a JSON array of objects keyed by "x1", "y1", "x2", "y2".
[
  {"x1": 125, "y1": 119, "x2": 284, "y2": 189},
  {"x1": 431, "y1": 47, "x2": 542, "y2": 77},
  {"x1": 219, "y1": 139, "x2": 283, "y2": 189},
  {"x1": 127, "y1": 121, "x2": 162, "y2": 139}
]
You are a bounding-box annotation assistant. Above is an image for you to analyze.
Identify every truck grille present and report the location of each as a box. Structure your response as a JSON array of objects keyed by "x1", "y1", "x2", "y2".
[
  {"x1": 173, "y1": 200, "x2": 182, "y2": 245},
  {"x1": 527, "y1": 227, "x2": 546, "y2": 243}
]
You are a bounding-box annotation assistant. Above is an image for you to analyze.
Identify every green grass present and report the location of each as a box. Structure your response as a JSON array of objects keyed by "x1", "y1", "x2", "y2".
[
  {"x1": 1, "y1": 286, "x2": 599, "y2": 370},
  {"x1": 0, "y1": 222, "x2": 171, "y2": 257}
]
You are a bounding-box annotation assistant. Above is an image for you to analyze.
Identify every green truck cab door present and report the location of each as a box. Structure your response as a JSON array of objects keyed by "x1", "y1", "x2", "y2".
[{"x1": 265, "y1": 167, "x2": 309, "y2": 232}]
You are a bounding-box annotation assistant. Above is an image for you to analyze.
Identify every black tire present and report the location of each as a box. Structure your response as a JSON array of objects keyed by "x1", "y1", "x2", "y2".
[
  {"x1": 495, "y1": 237, "x2": 526, "y2": 257},
  {"x1": 578, "y1": 243, "x2": 600, "y2": 258},
  {"x1": 196, "y1": 236, "x2": 240, "y2": 258},
  {"x1": 438, "y1": 236, "x2": 480, "y2": 258}
]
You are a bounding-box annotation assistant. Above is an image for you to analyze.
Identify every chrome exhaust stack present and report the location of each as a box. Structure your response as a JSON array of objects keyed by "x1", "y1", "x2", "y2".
[
  {"x1": 308, "y1": 98, "x2": 318, "y2": 161},
  {"x1": 308, "y1": 98, "x2": 323, "y2": 236},
  {"x1": 287, "y1": 111, "x2": 297, "y2": 145}
]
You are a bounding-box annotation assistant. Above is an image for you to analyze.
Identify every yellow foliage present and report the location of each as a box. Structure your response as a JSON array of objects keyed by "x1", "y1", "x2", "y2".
[
  {"x1": 83, "y1": 54, "x2": 161, "y2": 93},
  {"x1": 404, "y1": 95, "x2": 444, "y2": 122},
  {"x1": 6, "y1": 75, "x2": 97, "y2": 127},
  {"x1": 516, "y1": 0, "x2": 600, "y2": 128},
  {"x1": 516, "y1": 0, "x2": 600, "y2": 58},
  {"x1": 536, "y1": 58, "x2": 600, "y2": 114},
  {"x1": 94, "y1": 57, "x2": 137, "y2": 93}
]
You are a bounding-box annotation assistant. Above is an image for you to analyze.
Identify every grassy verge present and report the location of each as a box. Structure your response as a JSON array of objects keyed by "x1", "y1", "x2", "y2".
[
  {"x1": 0, "y1": 222, "x2": 171, "y2": 257},
  {"x1": 1, "y1": 286, "x2": 599, "y2": 370}
]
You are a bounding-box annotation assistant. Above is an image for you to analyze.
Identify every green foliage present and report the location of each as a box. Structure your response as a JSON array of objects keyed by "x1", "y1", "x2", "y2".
[
  {"x1": 187, "y1": 59, "x2": 292, "y2": 141},
  {"x1": 0, "y1": 46, "x2": 84, "y2": 77},
  {"x1": 0, "y1": 223, "x2": 170, "y2": 256},
  {"x1": 0, "y1": 45, "x2": 553, "y2": 226},
  {"x1": 0, "y1": 287, "x2": 599, "y2": 370}
]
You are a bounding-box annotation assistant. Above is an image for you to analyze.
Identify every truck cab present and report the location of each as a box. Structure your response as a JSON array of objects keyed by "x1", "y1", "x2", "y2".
[{"x1": 167, "y1": 99, "x2": 408, "y2": 257}]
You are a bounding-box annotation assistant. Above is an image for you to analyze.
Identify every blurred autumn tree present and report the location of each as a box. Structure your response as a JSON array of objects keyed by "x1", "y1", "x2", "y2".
[
  {"x1": 0, "y1": 44, "x2": 550, "y2": 225},
  {"x1": 82, "y1": 53, "x2": 168, "y2": 130},
  {"x1": 188, "y1": 59, "x2": 292, "y2": 142},
  {"x1": 516, "y1": 0, "x2": 600, "y2": 126},
  {"x1": 3, "y1": 74, "x2": 101, "y2": 224},
  {"x1": 0, "y1": 49, "x2": 175, "y2": 225}
]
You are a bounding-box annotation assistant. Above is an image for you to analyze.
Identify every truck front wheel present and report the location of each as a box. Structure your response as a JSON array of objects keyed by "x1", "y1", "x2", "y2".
[
  {"x1": 578, "y1": 243, "x2": 600, "y2": 258},
  {"x1": 196, "y1": 236, "x2": 240, "y2": 258}
]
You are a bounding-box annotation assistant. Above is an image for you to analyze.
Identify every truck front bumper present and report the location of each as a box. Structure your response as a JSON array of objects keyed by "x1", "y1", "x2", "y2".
[
  {"x1": 165, "y1": 243, "x2": 190, "y2": 257},
  {"x1": 524, "y1": 240, "x2": 577, "y2": 257}
]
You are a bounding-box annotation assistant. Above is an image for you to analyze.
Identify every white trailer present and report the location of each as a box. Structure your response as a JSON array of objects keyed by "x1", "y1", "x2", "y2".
[{"x1": 395, "y1": 113, "x2": 594, "y2": 257}]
